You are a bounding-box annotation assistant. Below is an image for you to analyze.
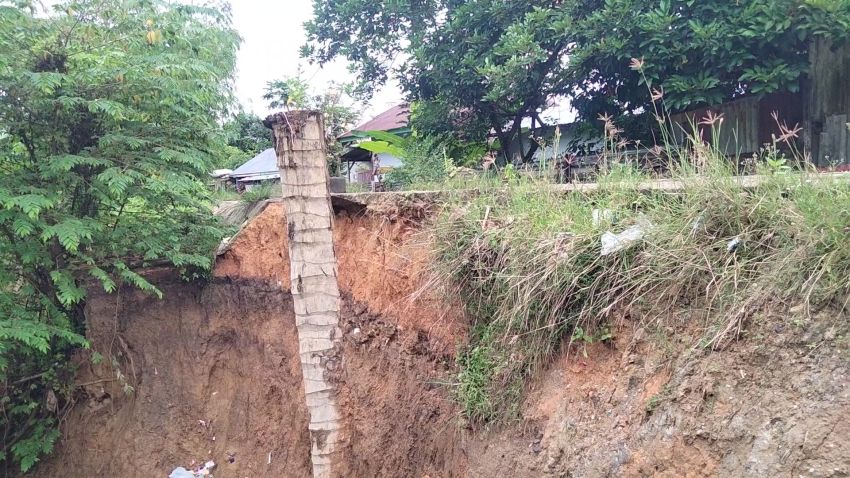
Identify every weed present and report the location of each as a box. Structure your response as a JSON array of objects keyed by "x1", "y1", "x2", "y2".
[
  {"x1": 240, "y1": 182, "x2": 278, "y2": 204},
  {"x1": 430, "y1": 134, "x2": 850, "y2": 424},
  {"x1": 571, "y1": 326, "x2": 613, "y2": 345},
  {"x1": 344, "y1": 181, "x2": 370, "y2": 193},
  {"x1": 645, "y1": 385, "x2": 672, "y2": 414},
  {"x1": 211, "y1": 188, "x2": 241, "y2": 202}
]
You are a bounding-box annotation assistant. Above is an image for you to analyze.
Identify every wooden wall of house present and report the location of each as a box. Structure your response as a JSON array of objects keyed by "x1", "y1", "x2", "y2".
[
  {"x1": 669, "y1": 92, "x2": 803, "y2": 157},
  {"x1": 805, "y1": 38, "x2": 850, "y2": 166},
  {"x1": 670, "y1": 96, "x2": 761, "y2": 155},
  {"x1": 667, "y1": 39, "x2": 849, "y2": 166}
]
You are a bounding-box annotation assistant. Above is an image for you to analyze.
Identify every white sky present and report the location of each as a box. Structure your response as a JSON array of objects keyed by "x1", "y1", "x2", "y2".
[
  {"x1": 44, "y1": 0, "x2": 572, "y2": 126},
  {"x1": 231, "y1": 1, "x2": 574, "y2": 125},
  {"x1": 231, "y1": 1, "x2": 403, "y2": 121}
]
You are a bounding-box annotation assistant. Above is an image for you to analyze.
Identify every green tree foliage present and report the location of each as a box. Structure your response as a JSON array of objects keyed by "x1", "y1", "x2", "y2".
[
  {"x1": 224, "y1": 112, "x2": 273, "y2": 157},
  {"x1": 263, "y1": 74, "x2": 311, "y2": 110},
  {"x1": 219, "y1": 111, "x2": 273, "y2": 170},
  {"x1": 382, "y1": 134, "x2": 460, "y2": 189},
  {"x1": 305, "y1": 0, "x2": 571, "y2": 163},
  {"x1": 263, "y1": 75, "x2": 360, "y2": 175},
  {"x1": 304, "y1": 0, "x2": 850, "y2": 155},
  {"x1": 0, "y1": 0, "x2": 239, "y2": 470},
  {"x1": 567, "y1": 0, "x2": 850, "y2": 133}
]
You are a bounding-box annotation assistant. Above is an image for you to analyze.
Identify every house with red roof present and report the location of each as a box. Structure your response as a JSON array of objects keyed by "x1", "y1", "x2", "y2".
[{"x1": 338, "y1": 104, "x2": 410, "y2": 186}]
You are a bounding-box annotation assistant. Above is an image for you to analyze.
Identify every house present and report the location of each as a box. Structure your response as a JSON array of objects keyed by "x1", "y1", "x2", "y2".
[
  {"x1": 669, "y1": 92, "x2": 804, "y2": 158},
  {"x1": 670, "y1": 39, "x2": 849, "y2": 166},
  {"x1": 210, "y1": 168, "x2": 233, "y2": 191},
  {"x1": 229, "y1": 148, "x2": 278, "y2": 191},
  {"x1": 509, "y1": 122, "x2": 603, "y2": 164},
  {"x1": 338, "y1": 104, "x2": 410, "y2": 185}
]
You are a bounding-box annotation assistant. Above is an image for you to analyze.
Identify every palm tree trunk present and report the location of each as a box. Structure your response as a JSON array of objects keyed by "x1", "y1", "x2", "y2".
[{"x1": 267, "y1": 110, "x2": 346, "y2": 477}]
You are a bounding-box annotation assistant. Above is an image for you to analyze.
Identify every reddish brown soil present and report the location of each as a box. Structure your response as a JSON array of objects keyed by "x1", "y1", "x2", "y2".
[
  {"x1": 467, "y1": 313, "x2": 850, "y2": 477},
  {"x1": 215, "y1": 201, "x2": 466, "y2": 351},
  {"x1": 34, "y1": 276, "x2": 313, "y2": 478},
  {"x1": 31, "y1": 201, "x2": 850, "y2": 477},
  {"x1": 34, "y1": 277, "x2": 467, "y2": 478},
  {"x1": 332, "y1": 296, "x2": 466, "y2": 477}
]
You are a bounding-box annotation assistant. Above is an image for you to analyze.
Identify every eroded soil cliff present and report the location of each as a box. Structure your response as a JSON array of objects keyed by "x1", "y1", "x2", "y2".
[
  {"x1": 32, "y1": 201, "x2": 850, "y2": 477},
  {"x1": 35, "y1": 277, "x2": 313, "y2": 477},
  {"x1": 468, "y1": 314, "x2": 850, "y2": 477}
]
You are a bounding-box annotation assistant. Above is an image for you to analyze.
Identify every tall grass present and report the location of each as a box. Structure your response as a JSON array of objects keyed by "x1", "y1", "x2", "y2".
[{"x1": 431, "y1": 140, "x2": 850, "y2": 424}]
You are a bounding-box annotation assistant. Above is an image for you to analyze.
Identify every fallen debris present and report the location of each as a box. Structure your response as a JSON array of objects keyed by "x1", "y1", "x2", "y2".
[
  {"x1": 169, "y1": 468, "x2": 194, "y2": 478},
  {"x1": 601, "y1": 217, "x2": 653, "y2": 256},
  {"x1": 169, "y1": 460, "x2": 216, "y2": 478},
  {"x1": 592, "y1": 208, "x2": 615, "y2": 227},
  {"x1": 727, "y1": 236, "x2": 742, "y2": 252}
]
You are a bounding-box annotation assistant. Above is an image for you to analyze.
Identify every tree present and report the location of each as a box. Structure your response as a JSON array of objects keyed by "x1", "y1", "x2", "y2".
[
  {"x1": 0, "y1": 0, "x2": 239, "y2": 470},
  {"x1": 224, "y1": 111, "x2": 273, "y2": 157},
  {"x1": 219, "y1": 111, "x2": 273, "y2": 170},
  {"x1": 263, "y1": 75, "x2": 359, "y2": 175},
  {"x1": 566, "y1": 0, "x2": 850, "y2": 138},
  {"x1": 304, "y1": 0, "x2": 573, "y2": 164},
  {"x1": 304, "y1": 0, "x2": 850, "y2": 157}
]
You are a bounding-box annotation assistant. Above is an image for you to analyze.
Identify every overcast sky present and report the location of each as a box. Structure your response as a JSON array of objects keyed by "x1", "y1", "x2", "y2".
[{"x1": 231, "y1": 1, "x2": 403, "y2": 121}]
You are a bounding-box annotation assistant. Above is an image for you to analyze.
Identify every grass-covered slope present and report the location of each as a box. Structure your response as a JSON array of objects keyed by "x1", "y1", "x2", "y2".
[{"x1": 430, "y1": 160, "x2": 850, "y2": 423}]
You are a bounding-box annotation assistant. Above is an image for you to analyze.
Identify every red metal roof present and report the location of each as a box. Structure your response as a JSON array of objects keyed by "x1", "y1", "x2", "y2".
[{"x1": 340, "y1": 103, "x2": 409, "y2": 139}]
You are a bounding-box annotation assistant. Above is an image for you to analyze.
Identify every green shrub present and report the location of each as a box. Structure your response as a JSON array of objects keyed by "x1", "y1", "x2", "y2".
[
  {"x1": 344, "y1": 181, "x2": 370, "y2": 193},
  {"x1": 384, "y1": 136, "x2": 453, "y2": 190},
  {"x1": 240, "y1": 182, "x2": 278, "y2": 204},
  {"x1": 0, "y1": 2, "x2": 238, "y2": 469}
]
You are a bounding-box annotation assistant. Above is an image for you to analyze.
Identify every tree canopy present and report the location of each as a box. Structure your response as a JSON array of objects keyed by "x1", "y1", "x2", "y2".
[
  {"x1": 304, "y1": 0, "x2": 850, "y2": 160},
  {"x1": 566, "y1": 0, "x2": 850, "y2": 132},
  {"x1": 0, "y1": 0, "x2": 239, "y2": 470},
  {"x1": 263, "y1": 75, "x2": 360, "y2": 175},
  {"x1": 224, "y1": 112, "x2": 273, "y2": 157},
  {"x1": 219, "y1": 111, "x2": 273, "y2": 169}
]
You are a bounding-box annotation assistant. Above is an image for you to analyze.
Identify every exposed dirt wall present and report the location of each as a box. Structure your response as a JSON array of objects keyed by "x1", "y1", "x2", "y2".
[
  {"x1": 34, "y1": 279, "x2": 467, "y2": 477},
  {"x1": 215, "y1": 201, "x2": 466, "y2": 351},
  {"x1": 34, "y1": 277, "x2": 313, "y2": 478},
  {"x1": 30, "y1": 200, "x2": 850, "y2": 478},
  {"x1": 467, "y1": 312, "x2": 850, "y2": 478},
  {"x1": 333, "y1": 296, "x2": 465, "y2": 477}
]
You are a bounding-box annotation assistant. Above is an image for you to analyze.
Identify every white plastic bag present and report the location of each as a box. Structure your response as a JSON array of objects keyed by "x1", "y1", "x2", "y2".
[{"x1": 600, "y1": 217, "x2": 653, "y2": 256}]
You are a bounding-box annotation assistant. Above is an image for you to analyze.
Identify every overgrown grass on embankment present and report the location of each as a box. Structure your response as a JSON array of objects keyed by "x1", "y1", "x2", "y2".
[{"x1": 430, "y1": 158, "x2": 850, "y2": 424}]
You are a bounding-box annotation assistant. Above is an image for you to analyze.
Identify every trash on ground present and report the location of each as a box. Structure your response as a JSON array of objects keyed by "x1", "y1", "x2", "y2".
[
  {"x1": 169, "y1": 468, "x2": 194, "y2": 478},
  {"x1": 691, "y1": 213, "x2": 704, "y2": 234},
  {"x1": 169, "y1": 459, "x2": 216, "y2": 478},
  {"x1": 601, "y1": 217, "x2": 653, "y2": 256},
  {"x1": 727, "y1": 236, "x2": 741, "y2": 252}
]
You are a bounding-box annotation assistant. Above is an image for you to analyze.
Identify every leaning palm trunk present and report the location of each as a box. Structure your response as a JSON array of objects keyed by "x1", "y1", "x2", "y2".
[{"x1": 267, "y1": 110, "x2": 346, "y2": 477}]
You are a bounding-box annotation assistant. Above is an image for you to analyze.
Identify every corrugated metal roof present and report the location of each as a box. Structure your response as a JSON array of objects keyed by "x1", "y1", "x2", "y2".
[
  {"x1": 236, "y1": 173, "x2": 280, "y2": 183},
  {"x1": 230, "y1": 148, "x2": 277, "y2": 178},
  {"x1": 339, "y1": 104, "x2": 409, "y2": 139}
]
